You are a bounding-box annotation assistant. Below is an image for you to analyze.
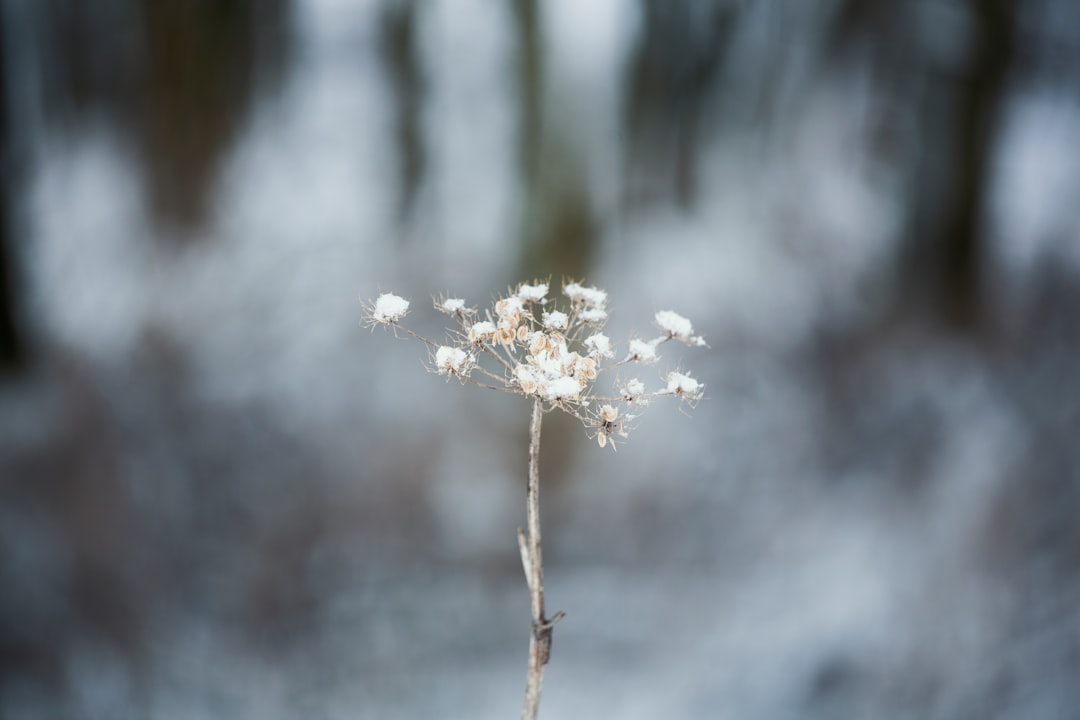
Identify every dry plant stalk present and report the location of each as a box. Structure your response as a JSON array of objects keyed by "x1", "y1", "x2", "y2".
[{"x1": 364, "y1": 280, "x2": 705, "y2": 719}]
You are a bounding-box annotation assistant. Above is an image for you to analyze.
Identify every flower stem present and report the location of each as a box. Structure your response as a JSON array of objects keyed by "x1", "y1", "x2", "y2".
[{"x1": 519, "y1": 398, "x2": 561, "y2": 720}]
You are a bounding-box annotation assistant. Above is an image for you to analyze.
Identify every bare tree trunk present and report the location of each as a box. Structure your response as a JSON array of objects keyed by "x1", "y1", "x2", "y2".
[{"x1": 517, "y1": 398, "x2": 563, "y2": 720}]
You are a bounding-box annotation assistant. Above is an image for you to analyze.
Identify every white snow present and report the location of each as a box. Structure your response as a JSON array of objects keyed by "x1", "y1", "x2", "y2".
[
  {"x1": 438, "y1": 297, "x2": 467, "y2": 314},
  {"x1": 584, "y1": 333, "x2": 614, "y2": 358},
  {"x1": 666, "y1": 371, "x2": 702, "y2": 397},
  {"x1": 468, "y1": 321, "x2": 497, "y2": 343},
  {"x1": 435, "y1": 346, "x2": 469, "y2": 375},
  {"x1": 628, "y1": 338, "x2": 659, "y2": 363},
  {"x1": 517, "y1": 283, "x2": 549, "y2": 302},
  {"x1": 542, "y1": 310, "x2": 569, "y2": 330},
  {"x1": 544, "y1": 375, "x2": 582, "y2": 401},
  {"x1": 655, "y1": 310, "x2": 693, "y2": 340},
  {"x1": 371, "y1": 293, "x2": 410, "y2": 323},
  {"x1": 563, "y1": 282, "x2": 607, "y2": 307},
  {"x1": 578, "y1": 308, "x2": 608, "y2": 324}
]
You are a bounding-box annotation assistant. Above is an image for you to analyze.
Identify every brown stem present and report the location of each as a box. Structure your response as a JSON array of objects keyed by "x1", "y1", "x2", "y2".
[{"x1": 519, "y1": 398, "x2": 562, "y2": 720}]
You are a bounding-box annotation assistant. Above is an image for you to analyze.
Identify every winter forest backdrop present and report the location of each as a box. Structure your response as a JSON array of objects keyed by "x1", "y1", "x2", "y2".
[{"x1": 1, "y1": 1, "x2": 1079, "y2": 718}]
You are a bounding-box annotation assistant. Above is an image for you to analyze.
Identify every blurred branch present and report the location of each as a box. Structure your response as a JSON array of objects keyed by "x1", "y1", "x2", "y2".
[
  {"x1": 379, "y1": 0, "x2": 426, "y2": 231},
  {"x1": 0, "y1": 22, "x2": 24, "y2": 375}
]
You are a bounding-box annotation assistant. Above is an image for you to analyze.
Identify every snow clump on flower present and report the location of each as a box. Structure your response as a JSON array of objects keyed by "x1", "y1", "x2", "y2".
[
  {"x1": 518, "y1": 283, "x2": 549, "y2": 303},
  {"x1": 542, "y1": 310, "x2": 569, "y2": 330},
  {"x1": 628, "y1": 338, "x2": 659, "y2": 364},
  {"x1": 435, "y1": 346, "x2": 471, "y2": 376},
  {"x1": 583, "y1": 333, "x2": 614, "y2": 358},
  {"x1": 666, "y1": 371, "x2": 703, "y2": 399},
  {"x1": 437, "y1": 297, "x2": 469, "y2": 315},
  {"x1": 544, "y1": 376, "x2": 582, "y2": 401},
  {"x1": 622, "y1": 378, "x2": 646, "y2": 401},
  {"x1": 370, "y1": 293, "x2": 410, "y2": 324},
  {"x1": 578, "y1": 308, "x2": 608, "y2": 324},
  {"x1": 563, "y1": 282, "x2": 607, "y2": 307},
  {"x1": 655, "y1": 310, "x2": 706, "y2": 346},
  {"x1": 469, "y1": 321, "x2": 497, "y2": 344}
]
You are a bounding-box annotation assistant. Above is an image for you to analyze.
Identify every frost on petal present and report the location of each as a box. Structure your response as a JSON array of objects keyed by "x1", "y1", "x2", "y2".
[
  {"x1": 542, "y1": 310, "x2": 569, "y2": 330},
  {"x1": 518, "y1": 283, "x2": 549, "y2": 303},
  {"x1": 435, "y1": 346, "x2": 470, "y2": 376},
  {"x1": 578, "y1": 308, "x2": 608, "y2": 324},
  {"x1": 563, "y1": 282, "x2": 607, "y2": 307},
  {"x1": 628, "y1": 338, "x2": 659, "y2": 363},
  {"x1": 666, "y1": 371, "x2": 703, "y2": 398},
  {"x1": 544, "y1": 376, "x2": 582, "y2": 401},
  {"x1": 584, "y1": 333, "x2": 614, "y2": 359},
  {"x1": 468, "y1": 321, "x2": 497, "y2": 344},
  {"x1": 370, "y1": 293, "x2": 410, "y2": 323}
]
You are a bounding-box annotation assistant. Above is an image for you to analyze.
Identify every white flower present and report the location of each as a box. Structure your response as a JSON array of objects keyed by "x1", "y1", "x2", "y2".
[
  {"x1": 469, "y1": 321, "x2": 497, "y2": 344},
  {"x1": 563, "y1": 282, "x2": 607, "y2": 307},
  {"x1": 583, "y1": 333, "x2": 614, "y2": 358},
  {"x1": 518, "y1": 283, "x2": 549, "y2": 303},
  {"x1": 622, "y1": 378, "x2": 645, "y2": 398},
  {"x1": 435, "y1": 346, "x2": 471, "y2": 376},
  {"x1": 628, "y1": 338, "x2": 659, "y2": 363},
  {"x1": 542, "y1": 310, "x2": 569, "y2": 330},
  {"x1": 666, "y1": 371, "x2": 702, "y2": 398},
  {"x1": 578, "y1": 308, "x2": 607, "y2": 324},
  {"x1": 371, "y1": 293, "x2": 410, "y2": 323},
  {"x1": 544, "y1": 376, "x2": 582, "y2": 401}
]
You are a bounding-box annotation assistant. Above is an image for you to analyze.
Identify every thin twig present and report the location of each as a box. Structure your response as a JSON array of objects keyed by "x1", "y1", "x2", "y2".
[{"x1": 520, "y1": 397, "x2": 562, "y2": 720}]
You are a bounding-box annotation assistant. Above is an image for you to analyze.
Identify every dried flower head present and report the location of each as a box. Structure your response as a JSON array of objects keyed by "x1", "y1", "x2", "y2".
[
  {"x1": 435, "y1": 346, "x2": 473, "y2": 378},
  {"x1": 364, "y1": 280, "x2": 705, "y2": 449}
]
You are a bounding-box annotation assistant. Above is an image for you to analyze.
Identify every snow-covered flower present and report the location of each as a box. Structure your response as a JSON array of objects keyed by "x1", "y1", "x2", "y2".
[
  {"x1": 655, "y1": 310, "x2": 706, "y2": 346},
  {"x1": 437, "y1": 297, "x2": 470, "y2": 315},
  {"x1": 563, "y1": 282, "x2": 607, "y2": 307},
  {"x1": 542, "y1": 310, "x2": 569, "y2": 330},
  {"x1": 435, "y1": 346, "x2": 472, "y2": 376},
  {"x1": 583, "y1": 333, "x2": 614, "y2": 359},
  {"x1": 496, "y1": 296, "x2": 526, "y2": 322},
  {"x1": 666, "y1": 371, "x2": 703, "y2": 399},
  {"x1": 515, "y1": 364, "x2": 541, "y2": 394},
  {"x1": 370, "y1": 293, "x2": 410, "y2": 324},
  {"x1": 518, "y1": 283, "x2": 549, "y2": 303},
  {"x1": 655, "y1": 310, "x2": 692, "y2": 339},
  {"x1": 628, "y1": 338, "x2": 659, "y2": 364},
  {"x1": 621, "y1": 378, "x2": 647, "y2": 403},
  {"x1": 578, "y1": 308, "x2": 607, "y2": 324},
  {"x1": 469, "y1": 321, "x2": 497, "y2": 344},
  {"x1": 544, "y1": 376, "x2": 582, "y2": 401}
]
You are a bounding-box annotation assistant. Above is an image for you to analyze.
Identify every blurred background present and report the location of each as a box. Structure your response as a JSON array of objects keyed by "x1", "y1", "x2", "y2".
[{"x1": 1, "y1": 0, "x2": 1079, "y2": 717}]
